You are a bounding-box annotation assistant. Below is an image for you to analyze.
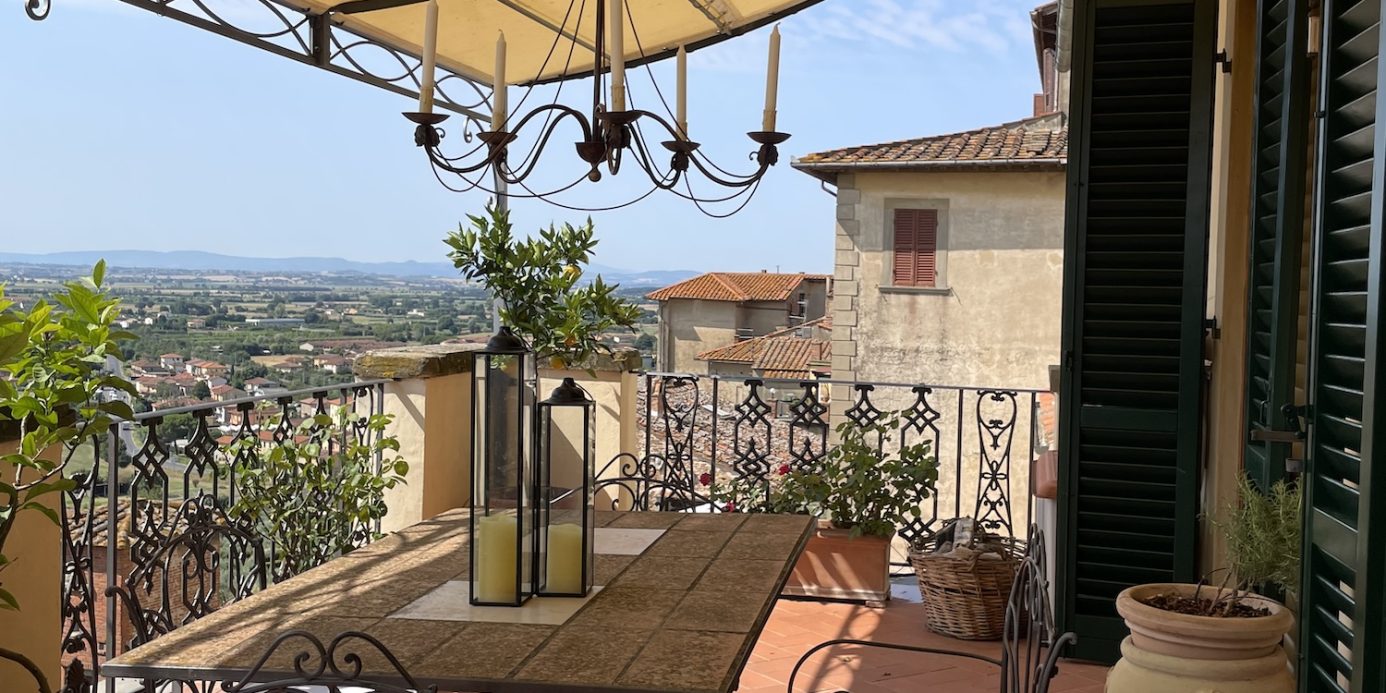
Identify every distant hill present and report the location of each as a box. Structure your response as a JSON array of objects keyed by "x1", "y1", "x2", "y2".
[{"x1": 0, "y1": 250, "x2": 697, "y2": 288}]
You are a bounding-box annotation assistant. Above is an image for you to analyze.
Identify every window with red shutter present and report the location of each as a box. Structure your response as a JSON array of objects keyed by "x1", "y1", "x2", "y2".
[{"x1": 892, "y1": 208, "x2": 938, "y2": 287}]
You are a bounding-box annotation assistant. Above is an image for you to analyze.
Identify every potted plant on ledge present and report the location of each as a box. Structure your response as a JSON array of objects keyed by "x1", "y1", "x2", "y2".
[
  {"x1": 720, "y1": 413, "x2": 936, "y2": 603},
  {"x1": 1106, "y1": 476, "x2": 1301, "y2": 693}
]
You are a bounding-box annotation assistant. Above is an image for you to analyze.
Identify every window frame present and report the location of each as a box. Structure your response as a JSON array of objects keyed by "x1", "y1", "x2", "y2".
[{"x1": 883, "y1": 199, "x2": 950, "y2": 294}]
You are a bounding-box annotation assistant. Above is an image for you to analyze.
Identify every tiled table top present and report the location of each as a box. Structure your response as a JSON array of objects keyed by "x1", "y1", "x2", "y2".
[{"x1": 101, "y1": 509, "x2": 815, "y2": 693}]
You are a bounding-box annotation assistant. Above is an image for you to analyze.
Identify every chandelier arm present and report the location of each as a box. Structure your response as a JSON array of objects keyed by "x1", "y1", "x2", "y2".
[
  {"x1": 682, "y1": 151, "x2": 770, "y2": 189},
  {"x1": 685, "y1": 177, "x2": 764, "y2": 219},
  {"x1": 424, "y1": 142, "x2": 501, "y2": 176},
  {"x1": 431, "y1": 118, "x2": 492, "y2": 164},
  {"x1": 430, "y1": 159, "x2": 486, "y2": 194},
  {"x1": 494, "y1": 106, "x2": 598, "y2": 184},
  {"x1": 625, "y1": 129, "x2": 683, "y2": 190}
]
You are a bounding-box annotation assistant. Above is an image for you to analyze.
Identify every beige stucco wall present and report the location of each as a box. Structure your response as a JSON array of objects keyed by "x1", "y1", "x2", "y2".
[
  {"x1": 376, "y1": 372, "x2": 473, "y2": 533},
  {"x1": 831, "y1": 170, "x2": 1066, "y2": 390},
  {"x1": 658, "y1": 299, "x2": 739, "y2": 374},
  {"x1": 0, "y1": 441, "x2": 61, "y2": 690},
  {"x1": 741, "y1": 301, "x2": 792, "y2": 336}
]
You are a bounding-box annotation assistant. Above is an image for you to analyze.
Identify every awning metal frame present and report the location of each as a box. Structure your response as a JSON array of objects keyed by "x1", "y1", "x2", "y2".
[{"x1": 27, "y1": 0, "x2": 493, "y2": 121}]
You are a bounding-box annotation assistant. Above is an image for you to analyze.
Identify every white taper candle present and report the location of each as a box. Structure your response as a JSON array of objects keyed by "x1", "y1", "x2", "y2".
[
  {"x1": 418, "y1": 0, "x2": 439, "y2": 114},
  {"x1": 608, "y1": 0, "x2": 625, "y2": 111},
  {"x1": 676, "y1": 45, "x2": 688, "y2": 138},
  {"x1": 492, "y1": 31, "x2": 508, "y2": 131},
  {"x1": 762, "y1": 24, "x2": 781, "y2": 131}
]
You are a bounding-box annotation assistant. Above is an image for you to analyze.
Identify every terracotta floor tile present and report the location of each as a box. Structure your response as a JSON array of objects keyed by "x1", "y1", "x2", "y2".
[{"x1": 739, "y1": 594, "x2": 1107, "y2": 692}]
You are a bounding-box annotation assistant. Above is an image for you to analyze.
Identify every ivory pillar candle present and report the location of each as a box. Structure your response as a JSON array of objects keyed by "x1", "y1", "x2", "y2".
[
  {"x1": 544, "y1": 523, "x2": 584, "y2": 594},
  {"x1": 475, "y1": 513, "x2": 518, "y2": 603}
]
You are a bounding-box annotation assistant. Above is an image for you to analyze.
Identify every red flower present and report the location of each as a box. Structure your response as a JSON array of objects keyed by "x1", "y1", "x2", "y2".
[
  {"x1": 777, "y1": 464, "x2": 792, "y2": 476},
  {"x1": 725, "y1": 501, "x2": 737, "y2": 512},
  {"x1": 699, "y1": 472, "x2": 713, "y2": 487}
]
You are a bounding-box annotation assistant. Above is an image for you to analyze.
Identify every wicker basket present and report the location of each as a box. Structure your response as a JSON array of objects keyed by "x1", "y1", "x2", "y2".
[{"x1": 909, "y1": 534, "x2": 1025, "y2": 640}]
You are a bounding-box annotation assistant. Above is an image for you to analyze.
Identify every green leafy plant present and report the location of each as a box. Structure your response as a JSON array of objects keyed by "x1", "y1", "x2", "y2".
[
  {"x1": 1216, "y1": 475, "x2": 1302, "y2": 596},
  {"x1": 0, "y1": 262, "x2": 137, "y2": 693},
  {"x1": 228, "y1": 407, "x2": 407, "y2": 580},
  {"x1": 703, "y1": 463, "x2": 802, "y2": 514},
  {"x1": 785, "y1": 414, "x2": 939, "y2": 538},
  {"x1": 703, "y1": 414, "x2": 939, "y2": 539},
  {"x1": 445, "y1": 202, "x2": 641, "y2": 368}
]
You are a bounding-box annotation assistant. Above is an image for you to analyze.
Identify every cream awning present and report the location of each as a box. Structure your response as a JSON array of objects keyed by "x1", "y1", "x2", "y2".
[{"x1": 290, "y1": 0, "x2": 823, "y2": 85}]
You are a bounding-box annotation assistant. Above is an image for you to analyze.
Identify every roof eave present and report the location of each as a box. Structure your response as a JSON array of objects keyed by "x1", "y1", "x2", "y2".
[{"x1": 791, "y1": 157, "x2": 1068, "y2": 183}]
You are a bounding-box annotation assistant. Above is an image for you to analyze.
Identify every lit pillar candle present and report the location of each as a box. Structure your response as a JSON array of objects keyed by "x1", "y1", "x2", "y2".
[
  {"x1": 608, "y1": 0, "x2": 625, "y2": 111},
  {"x1": 475, "y1": 513, "x2": 518, "y2": 602},
  {"x1": 545, "y1": 523, "x2": 584, "y2": 594},
  {"x1": 676, "y1": 45, "x2": 688, "y2": 138},
  {"x1": 492, "y1": 31, "x2": 508, "y2": 131},
  {"x1": 762, "y1": 24, "x2": 781, "y2": 131},
  {"x1": 418, "y1": 0, "x2": 439, "y2": 114}
]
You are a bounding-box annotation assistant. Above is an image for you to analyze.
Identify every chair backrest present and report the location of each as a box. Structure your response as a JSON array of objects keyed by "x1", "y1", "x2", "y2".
[
  {"x1": 999, "y1": 525, "x2": 1077, "y2": 693},
  {"x1": 223, "y1": 630, "x2": 438, "y2": 693},
  {"x1": 786, "y1": 524, "x2": 1077, "y2": 693},
  {"x1": 107, "y1": 498, "x2": 267, "y2": 649}
]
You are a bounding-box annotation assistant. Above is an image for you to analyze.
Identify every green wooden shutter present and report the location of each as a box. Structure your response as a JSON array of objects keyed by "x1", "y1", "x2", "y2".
[
  {"x1": 1300, "y1": 1, "x2": 1386, "y2": 690},
  {"x1": 1058, "y1": 0, "x2": 1216, "y2": 663},
  {"x1": 1244, "y1": 0, "x2": 1312, "y2": 490}
]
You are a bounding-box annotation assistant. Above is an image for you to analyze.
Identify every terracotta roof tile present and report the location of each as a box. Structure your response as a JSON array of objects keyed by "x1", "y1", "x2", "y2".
[
  {"x1": 792, "y1": 116, "x2": 1067, "y2": 181},
  {"x1": 647, "y1": 272, "x2": 829, "y2": 303},
  {"x1": 697, "y1": 317, "x2": 832, "y2": 380}
]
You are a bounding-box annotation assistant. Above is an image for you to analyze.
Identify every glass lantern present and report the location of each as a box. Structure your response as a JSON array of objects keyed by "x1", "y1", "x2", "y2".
[
  {"x1": 535, "y1": 377, "x2": 596, "y2": 597},
  {"x1": 468, "y1": 327, "x2": 538, "y2": 606}
]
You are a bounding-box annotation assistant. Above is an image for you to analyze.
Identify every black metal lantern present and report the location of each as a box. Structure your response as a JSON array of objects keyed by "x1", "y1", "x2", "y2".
[
  {"x1": 535, "y1": 377, "x2": 596, "y2": 597},
  {"x1": 468, "y1": 327, "x2": 538, "y2": 606}
]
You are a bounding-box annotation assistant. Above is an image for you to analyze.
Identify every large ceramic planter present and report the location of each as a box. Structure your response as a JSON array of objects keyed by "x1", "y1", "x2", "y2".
[
  {"x1": 1106, "y1": 583, "x2": 1295, "y2": 693},
  {"x1": 782, "y1": 521, "x2": 891, "y2": 602}
]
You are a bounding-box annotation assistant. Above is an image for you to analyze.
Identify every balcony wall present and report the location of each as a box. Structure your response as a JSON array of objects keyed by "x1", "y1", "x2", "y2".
[{"x1": 0, "y1": 427, "x2": 62, "y2": 689}]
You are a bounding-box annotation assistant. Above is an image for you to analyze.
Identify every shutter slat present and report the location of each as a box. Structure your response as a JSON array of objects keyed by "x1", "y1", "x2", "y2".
[
  {"x1": 1060, "y1": 0, "x2": 1212, "y2": 663},
  {"x1": 1301, "y1": 0, "x2": 1381, "y2": 689}
]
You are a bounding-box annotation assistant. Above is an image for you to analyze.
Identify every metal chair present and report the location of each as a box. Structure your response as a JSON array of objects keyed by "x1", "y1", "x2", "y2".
[
  {"x1": 787, "y1": 526, "x2": 1077, "y2": 693},
  {"x1": 222, "y1": 630, "x2": 437, "y2": 693}
]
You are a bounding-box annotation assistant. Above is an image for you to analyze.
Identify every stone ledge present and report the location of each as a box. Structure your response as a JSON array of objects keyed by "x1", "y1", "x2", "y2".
[
  {"x1": 541, "y1": 347, "x2": 643, "y2": 375},
  {"x1": 355, "y1": 344, "x2": 484, "y2": 380},
  {"x1": 357, "y1": 344, "x2": 643, "y2": 380}
]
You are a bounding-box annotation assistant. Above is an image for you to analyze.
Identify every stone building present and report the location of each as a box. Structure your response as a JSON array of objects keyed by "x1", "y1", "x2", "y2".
[{"x1": 647, "y1": 271, "x2": 830, "y2": 374}]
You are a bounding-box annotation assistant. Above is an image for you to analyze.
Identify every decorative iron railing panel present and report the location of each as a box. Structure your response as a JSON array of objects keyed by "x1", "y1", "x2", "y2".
[
  {"x1": 58, "y1": 380, "x2": 387, "y2": 693},
  {"x1": 597, "y1": 373, "x2": 1048, "y2": 550}
]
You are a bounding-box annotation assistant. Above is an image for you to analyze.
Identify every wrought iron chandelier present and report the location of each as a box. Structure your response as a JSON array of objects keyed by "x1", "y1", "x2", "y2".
[{"x1": 403, "y1": 0, "x2": 790, "y2": 216}]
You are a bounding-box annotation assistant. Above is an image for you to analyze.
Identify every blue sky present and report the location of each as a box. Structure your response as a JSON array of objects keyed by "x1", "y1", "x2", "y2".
[{"x1": 1, "y1": 0, "x2": 1045, "y2": 273}]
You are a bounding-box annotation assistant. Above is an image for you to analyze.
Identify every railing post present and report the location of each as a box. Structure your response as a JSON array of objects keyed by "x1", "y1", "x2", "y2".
[
  {"x1": 0, "y1": 426, "x2": 63, "y2": 690},
  {"x1": 355, "y1": 345, "x2": 481, "y2": 533}
]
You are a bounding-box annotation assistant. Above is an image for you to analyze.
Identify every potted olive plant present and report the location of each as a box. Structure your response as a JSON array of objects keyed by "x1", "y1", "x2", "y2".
[
  {"x1": 1107, "y1": 476, "x2": 1301, "y2": 693},
  {"x1": 711, "y1": 413, "x2": 936, "y2": 602}
]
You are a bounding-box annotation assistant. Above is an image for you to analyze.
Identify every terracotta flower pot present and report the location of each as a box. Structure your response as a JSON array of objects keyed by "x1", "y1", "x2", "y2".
[
  {"x1": 782, "y1": 521, "x2": 891, "y2": 602},
  {"x1": 1106, "y1": 583, "x2": 1295, "y2": 693}
]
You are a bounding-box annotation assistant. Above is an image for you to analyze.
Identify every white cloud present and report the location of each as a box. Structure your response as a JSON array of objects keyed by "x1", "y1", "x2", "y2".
[{"x1": 692, "y1": 0, "x2": 1038, "y2": 73}]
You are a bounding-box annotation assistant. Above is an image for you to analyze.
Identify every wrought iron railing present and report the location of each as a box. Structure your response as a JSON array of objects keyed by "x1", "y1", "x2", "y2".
[
  {"x1": 58, "y1": 380, "x2": 387, "y2": 693},
  {"x1": 596, "y1": 373, "x2": 1050, "y2": 549}
]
